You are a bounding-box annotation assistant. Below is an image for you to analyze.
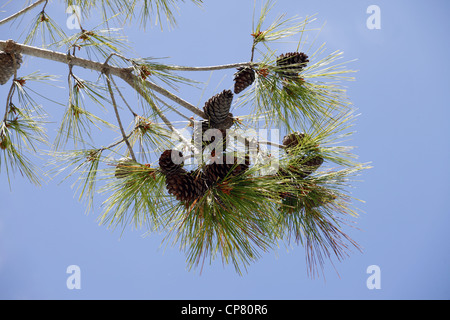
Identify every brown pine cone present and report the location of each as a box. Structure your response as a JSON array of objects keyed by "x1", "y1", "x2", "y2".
[
  {"x1": 165, "y1": 170, "x2": 207, "y2": 203},
  {"x1": 280, "y1": 154, "x2": 323, "y2": 180},
  {"x1": 233, "y1": 67, "x2": 255, "y2": 94},
  {"x1": 276, "y1": 52, "x2": 309, "y2": 79},
  {"x1": 159, "y1": 150, "x2": 185, "y2": 175},
  {"x1": 114, "y1": 157, "x2": 137, "y2": 179},
  {"x1": 203, "y1": 90, "x2": 234, "y2": 127},
  {"x1": 0, "y1": 51, "x2": 23, "y2": 85},
  {"x1": 203, "y1": 155, "x2": 250, "y2": 186},
  {"x1": 282, "y1": 131, "x2": 306, "y2": 152},
  {"x1": 192, "y1": 120, "x2": 229, "y2": 151}
]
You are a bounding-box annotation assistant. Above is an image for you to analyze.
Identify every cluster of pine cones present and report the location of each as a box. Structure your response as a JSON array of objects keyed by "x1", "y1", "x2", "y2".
[
  {"x1": 159, "y1": 149, "x2": 250, "y2": 204},
  {"x1": 232, "y1": 51, "x2": 309, "y2": 93},
  {"x1": 158, "y1": 131, "x2": 324, "y2": 207},
  {"x1": 196, "y1": 51, "x2": 309, "y2": 146},
  {"x1": 114, "y1": 51, "x2": 314, "y2": 209},
  {"x1": 164, "y1": 51, "x2": 312, "y2": 206},
  {"x1": 169, "y1": 63, "x2": 258, "y2": 204}
]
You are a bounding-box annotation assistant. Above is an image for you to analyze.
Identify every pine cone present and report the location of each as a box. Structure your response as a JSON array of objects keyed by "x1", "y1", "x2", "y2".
[
  {"x1": 233, "y1": 67, "x2": 255, "y2": 94},
  {"x1": 192, "y1": 120, "x2": 210, "y2": 146},
  {"x1": 282, "y1": 131, "x2": 306, "y2": 152},
  {"x1": 115, "y1": 157, "x2": 136, "y2": 179},
  {"x1": 159, "y1": 150, "x2": 184, "y2": 175},
  {"x1": 192, "y1": 120, "x2": 228, "y2": 151},
  {"x1": 0, "y1": 133, "x2": 10, "y2": 150},
  {"x1": 280, "y1": 132, "x2": 324, "y2": 179},
  {"x1": 299, "y1": 155, "x2": 324, "y2": 178},
  {"x1": 280, "y1": 154, "x2": 323, "y2": 179},
  {"x1": 203, "y1": 90, "x2": 234, "y2": 127},
  {"x1": 276, "y1": 52, "x2": 309, "y2": 79},
  {"x1": 204, "y1": 155, "x2": 250, "y2": 185},
  {"x1": 281, "y1": 186, "x2": 337, "y2": 213},
  {"x1": 165, "y1": 170, "x2": 207, "y2": 203},
  {"x1": 303, "y1": 188, "x2": 337, "y2": 208},
  {"x1": 0, "y1": 51, "x2": 23, "y2": 85}
]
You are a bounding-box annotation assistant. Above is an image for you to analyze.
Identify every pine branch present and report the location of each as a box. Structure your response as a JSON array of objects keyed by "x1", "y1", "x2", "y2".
[{"x1": 0, "y1": 41, "x2": 206, "y2": 118}]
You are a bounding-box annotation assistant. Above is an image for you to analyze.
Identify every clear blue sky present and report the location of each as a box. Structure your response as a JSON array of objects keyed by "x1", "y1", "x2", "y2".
[{"x1": 1, "y1": 0, "x2": 449, "y2": 300}]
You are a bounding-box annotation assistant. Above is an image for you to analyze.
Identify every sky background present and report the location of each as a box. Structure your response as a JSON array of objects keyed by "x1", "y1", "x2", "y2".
[{"x1": 1, "y1": 0, "x2": 450, "y2": 300}]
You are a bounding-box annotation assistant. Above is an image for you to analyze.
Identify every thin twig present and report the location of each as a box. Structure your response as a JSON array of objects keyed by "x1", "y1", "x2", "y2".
[
  {"x1": 258, "y1": 139, "x2": 285, "y2": 149},
  {"x1": 41, "y1": 0, "x2": 49, "y2": 12},
  {"x1": 104, "y1": 72, "x2": 136, "y2": 161},
  {"x1": 0, "y1": 0, "x2": 47, "y2": 26},
  {"x1": 110, "y1": 76, "x2": 138, "y2": 117},
  {"x1": 250, "y1": 44, "x2": 256, "y2": 63},
  {"x1": 3, "y1": 81, "x2": 16, "y2": 123},
  {"x1": 143, "y1": 79, "x2": 206, "y2": 118},
  {"x1": 154, "y1": 95, "x2": 194, "y2": 123},
  {"x1": 161, "y1": 62, "x2": 256, "y2": 72},
  {"x1": 99, "y1": 130, "x2": 135, "y2": 152},
  {"x1": 103, "y1": 52, "x2": 130, "y2": 66},
  {"x1": 104, "y1": 52, "x2": 208, "y2": 118}
]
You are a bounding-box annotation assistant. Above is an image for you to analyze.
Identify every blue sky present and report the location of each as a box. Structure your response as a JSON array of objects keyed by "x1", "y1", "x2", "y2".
[{"x1": 1, "y1": 0, "x2": 450, "y2": 300}]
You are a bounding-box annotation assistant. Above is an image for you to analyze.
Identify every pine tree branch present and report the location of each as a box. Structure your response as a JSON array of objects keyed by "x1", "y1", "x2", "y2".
[
  {"x1": 0, "y1": 0, "x2": 47, "y2": 27},
  {"x1": 0, "y1": 40, "x2": 206, "y2": 119},
  {"x1": 0, "y1": 1, "x2": 367, "y2": 278}
]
